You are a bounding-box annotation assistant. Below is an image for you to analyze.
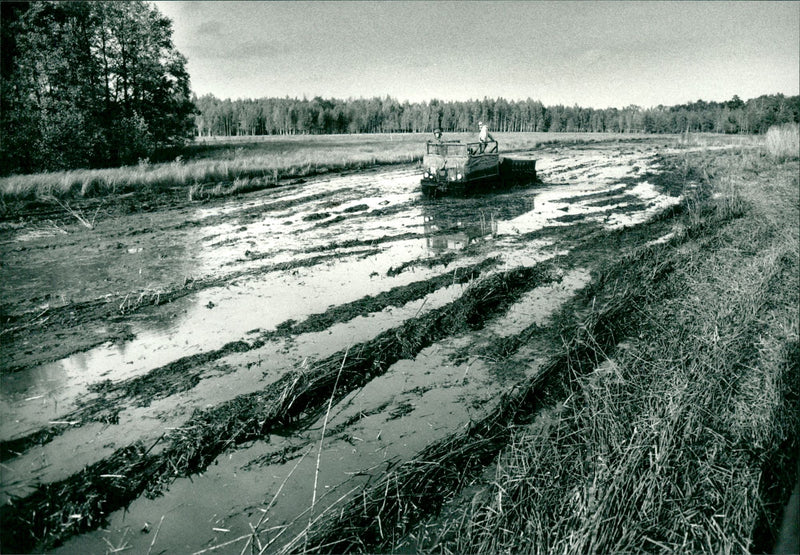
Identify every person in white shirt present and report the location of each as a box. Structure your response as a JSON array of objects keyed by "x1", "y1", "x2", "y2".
[{"x1": 478, "y1": 120, "x2": 494, "y2": 152}]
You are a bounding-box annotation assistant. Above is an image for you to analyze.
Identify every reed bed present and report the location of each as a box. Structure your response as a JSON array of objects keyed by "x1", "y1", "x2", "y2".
[
  {"x1": 0, "y1": 132, "x2": 670, "y2": 204},
  {"x1": 765, "y1": 122, "x2": 800, "y2": 162},
  {"x1": 285, "y1": 290, "x2": 644, "y2": 554},
  {"x1": 0, "y1": 147, "x2": 419, "y2": 203}
]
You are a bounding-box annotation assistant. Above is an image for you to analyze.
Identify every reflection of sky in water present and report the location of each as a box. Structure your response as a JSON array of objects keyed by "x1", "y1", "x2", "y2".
[
  {"x1": 194, "y1": 171, "x2": 421, "y2": 277},
  {"x1": 500, "y1": 151, "x2": 682, "y2": 236},
  {"x1": 0, "y1": 168, "x2": 456, "y2": 437},
  {"x1": 5, "y1": 144, "x2": 695, "y2": 552},
  {"x1": 603, "y1": 181, "x2": 682, "y2": 229},
  {"x1": 50, "y1": 265, "x2": 595, "y2": 555},
  {"x1": 0, "y1": 239, "x2": 441, "y2": 438},
  {"x1": 1, "y1": 147, "x2": 681, "y2": 441}
]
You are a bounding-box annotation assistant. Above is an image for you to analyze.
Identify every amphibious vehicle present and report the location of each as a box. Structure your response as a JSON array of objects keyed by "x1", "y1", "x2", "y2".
[{"x1": 420, "y1": 139, "x2": 537, "y2": 195}]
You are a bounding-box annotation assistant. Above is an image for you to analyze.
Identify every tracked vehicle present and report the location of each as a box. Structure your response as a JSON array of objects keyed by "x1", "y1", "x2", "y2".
[{"x1": 420, "y1": 139, "x2": 537, "y2": 196}]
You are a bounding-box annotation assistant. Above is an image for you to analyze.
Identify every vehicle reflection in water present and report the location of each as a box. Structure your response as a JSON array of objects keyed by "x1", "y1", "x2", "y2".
[{"x1": 421, "y1": 194, "x2": 535, "y2": 254}]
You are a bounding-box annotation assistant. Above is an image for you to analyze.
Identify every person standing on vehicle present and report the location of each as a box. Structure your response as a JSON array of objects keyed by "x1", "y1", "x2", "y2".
[
  {"x1": 431, "y1": 128, "x2": 445, "y2": 155},
  {"x1": 478, "y1": 120, "x2": 494, "y2": 152}
]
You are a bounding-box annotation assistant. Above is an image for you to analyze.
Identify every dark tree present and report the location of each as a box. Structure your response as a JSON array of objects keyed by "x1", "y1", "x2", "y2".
[{"x1": 0, "y1": 1, "x2": 195, "y2": 174}]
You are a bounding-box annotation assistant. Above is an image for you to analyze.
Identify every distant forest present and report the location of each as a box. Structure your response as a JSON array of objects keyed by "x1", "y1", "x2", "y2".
[{"x1": 194, "y1": 93, "x2": 800, "y2": 138}]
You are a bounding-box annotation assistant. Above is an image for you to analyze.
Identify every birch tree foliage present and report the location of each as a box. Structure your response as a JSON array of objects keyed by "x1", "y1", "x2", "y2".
[
  {"x1": 191, "y1": 93, "x2": 799, "y2": 139},
  {"x1": 1, "y1": 1, "x2": 195, "y2": 174}
]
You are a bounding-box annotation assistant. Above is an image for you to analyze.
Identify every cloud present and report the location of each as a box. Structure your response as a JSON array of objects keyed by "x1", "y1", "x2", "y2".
[
  {"x1": 187, "y1": 36, "x2": 292, "y2": 61},
  {"x1": 195, "y1": 20, "x2": 224, "y2": 36}
]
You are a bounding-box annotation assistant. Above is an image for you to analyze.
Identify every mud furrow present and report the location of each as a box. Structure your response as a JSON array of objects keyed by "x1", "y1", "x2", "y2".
[
  {"x1": 0, "y1": 247, "x2": 384, "y2": 374},
  {"x1": 290, "y1": 169, "x2": 746, "y2": 554},
  {"x1": 1, "y1": 143, "x2": 698, "y2": 553},
  {"x1": 0, "y1": 257, "x2": 501, "y2": 460},
  {"x1": 0, "y1": 263, "x2": 560, "y2": 553},
  {"x1": 292, "y1": 245, "x2": 682, "y2": 554}
]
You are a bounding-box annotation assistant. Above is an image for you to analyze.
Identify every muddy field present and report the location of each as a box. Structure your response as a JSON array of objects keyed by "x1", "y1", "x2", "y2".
[{"x1": 1, "y1": 139, "x2": 702, "y2": 553}]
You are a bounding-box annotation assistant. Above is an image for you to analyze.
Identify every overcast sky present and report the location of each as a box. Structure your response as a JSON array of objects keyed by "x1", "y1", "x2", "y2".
[{"x1": 153, "y1": 1, "x2": 799, "y2": 108}]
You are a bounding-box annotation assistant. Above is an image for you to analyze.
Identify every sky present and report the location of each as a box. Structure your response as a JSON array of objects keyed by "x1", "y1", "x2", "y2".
[{"x1": 153, "y1": 1, "x2": 800, "y2": 109}]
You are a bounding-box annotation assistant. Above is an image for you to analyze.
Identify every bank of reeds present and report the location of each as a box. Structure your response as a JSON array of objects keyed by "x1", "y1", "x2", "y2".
[
  {"x1": 290, "y1": 149, "x2": 799, "y2": 553},
  {"x1": 284, "y1": 285, "x2": 647, "y2": 554},
  {"x1": 0, "y1": 132, "x2": 671, "y2": 205},
  {"x1": 765, "y1": 122, "x2": 800, "y2": 162},
  {"x1": 0, "y1": 146, "x2": 421, "y2": 204}
]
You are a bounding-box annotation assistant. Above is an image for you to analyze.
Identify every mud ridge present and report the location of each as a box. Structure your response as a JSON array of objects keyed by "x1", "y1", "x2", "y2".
[
  {"x1": 291, "y1": 240, "x2": 690, "y2": 553},
  {"x1": 292, "y1": 288, "x2": 647, "y2": 553},
  {"x1": 386, "y1": 251, "x2": 459, "y2": 277},
  {"x1": 0, "y1": 262, "x2": 558, "y2": 553},
  {"x1": 0, "y1": 247, "x2": 382, "y2": 374},
  {"x1": 0, "y1": 257, "x2": 502, "y2": 460},
  {"x1": 288, "y1": 170, "x2": 757, "y2": 554}
]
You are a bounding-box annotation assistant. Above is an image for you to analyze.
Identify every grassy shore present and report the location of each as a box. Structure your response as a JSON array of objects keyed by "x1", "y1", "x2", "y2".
[
  {"x1": 1, "y1": 132, "x2": 678, "y2": 205},
  {"x1": 0, "y1": 135, "x2": 419, "y2": 205}
]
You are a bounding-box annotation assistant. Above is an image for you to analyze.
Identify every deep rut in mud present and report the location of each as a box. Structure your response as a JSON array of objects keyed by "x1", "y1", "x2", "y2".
[{"x1": 0, "y1": 141, "x2": 694, "y2": 553}]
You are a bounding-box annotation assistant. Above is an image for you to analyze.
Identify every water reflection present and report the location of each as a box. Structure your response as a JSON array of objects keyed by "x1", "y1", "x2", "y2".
[{"x1": 421, "y1": 194, "x2": 535, "y2": 254}]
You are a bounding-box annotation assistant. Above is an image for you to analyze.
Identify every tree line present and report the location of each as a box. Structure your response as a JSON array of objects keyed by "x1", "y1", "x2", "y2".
[
  {"x1": 2, "y1": 1, "x2": 798, "y2": 177},
  {"x1": 1, "y1": 1, "x2": 195, "y2": 175},
  {"x1": 194, "y1": 93, "x2": 799, "y2": 138}
]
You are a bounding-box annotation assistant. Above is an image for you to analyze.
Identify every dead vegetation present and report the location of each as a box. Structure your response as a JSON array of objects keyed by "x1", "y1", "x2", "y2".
[{"x1": 432, "y1": 158, "x2": 799, "y2": 555}]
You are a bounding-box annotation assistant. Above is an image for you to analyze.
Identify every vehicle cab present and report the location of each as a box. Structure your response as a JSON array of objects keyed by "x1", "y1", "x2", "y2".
[{"x1": 421, "y1": 139, "x2": 500, "y2": 195}]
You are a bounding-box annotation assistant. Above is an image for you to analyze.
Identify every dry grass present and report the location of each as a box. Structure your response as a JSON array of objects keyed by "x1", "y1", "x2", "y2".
[
  {"x1": 676, "y1": 131, "x2": 761, "y2": 149},
  {"x1": 433, "y1": 151, "x2": 800, "y2": 554},
  {"x1": 0, "y1": 132, "x2": 668, "y2": 204},
  {"x1": 765, "y1": 122, "x2": 800, "y2": 162},
  {"x1": 0, "y1": 131, "x2": 774, "y2": 206},
  {"x1": 0, "y1": 137, "x2": 423, "y2": 203},
  {"x1": 284, "y1": 149, "x2": 799, "y2": 554}
]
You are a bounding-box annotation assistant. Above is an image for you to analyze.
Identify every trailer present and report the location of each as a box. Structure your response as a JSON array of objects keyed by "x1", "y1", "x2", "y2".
[{"x1": 420, "y1": 139, "x2": 537, "y2": 196}]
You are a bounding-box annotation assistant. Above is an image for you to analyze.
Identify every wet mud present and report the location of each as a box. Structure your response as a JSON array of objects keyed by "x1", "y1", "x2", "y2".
[{"x1": 0, "y1": 140, "x2": 703, "y2": 553}]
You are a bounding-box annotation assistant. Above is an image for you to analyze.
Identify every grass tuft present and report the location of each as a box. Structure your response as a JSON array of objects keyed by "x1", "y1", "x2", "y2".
[{"x1": 765, "y1": 122, "x2": 800, "y2": 162}]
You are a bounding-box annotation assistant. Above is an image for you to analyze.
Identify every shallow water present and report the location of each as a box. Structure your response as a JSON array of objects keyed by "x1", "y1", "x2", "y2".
[{"x1": 1, "y1": 143, "x2": 685, "y2": 552}]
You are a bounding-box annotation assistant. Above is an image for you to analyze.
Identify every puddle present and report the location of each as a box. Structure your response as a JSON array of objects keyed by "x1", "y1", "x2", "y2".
[{"x1": 51, "y1": 283, "x2": 569, "y2": 555}]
